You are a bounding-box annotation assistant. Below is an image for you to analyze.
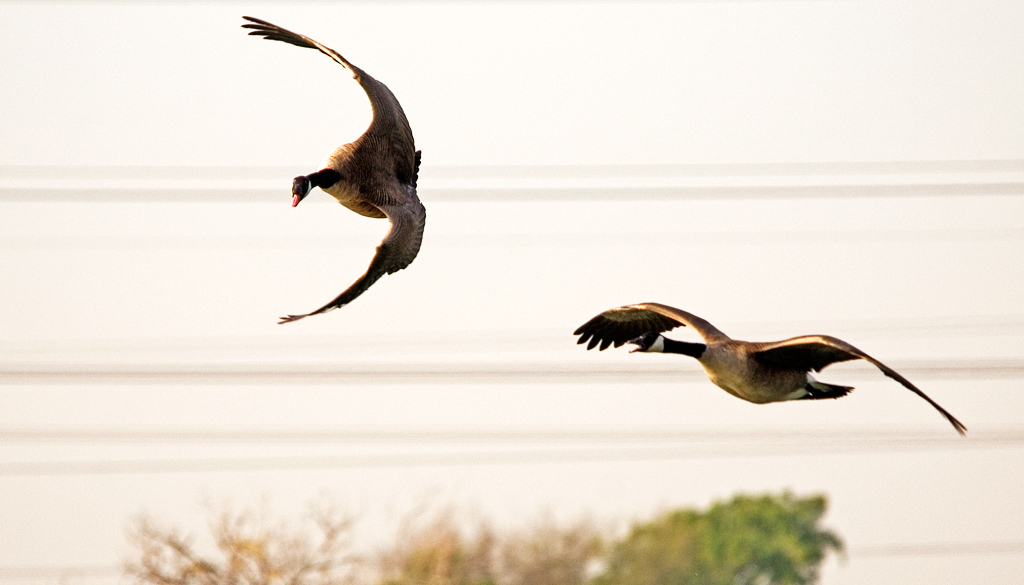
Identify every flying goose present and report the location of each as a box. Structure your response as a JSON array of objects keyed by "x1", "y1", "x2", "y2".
[
  {"x1": 574, "y1": 303, "x2": 966, "y2": 435},
  {"x1": 242, "y1": 16, "x2": 425, "y2": 324}
]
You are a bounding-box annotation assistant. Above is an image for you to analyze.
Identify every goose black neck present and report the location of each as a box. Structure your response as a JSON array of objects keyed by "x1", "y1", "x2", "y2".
[
  {"x1": 663, "y1": 339, "x2": 706, "y2": 359},
  {"x1": 308, "y1": 168, "x2": 341, "y2": 189}
]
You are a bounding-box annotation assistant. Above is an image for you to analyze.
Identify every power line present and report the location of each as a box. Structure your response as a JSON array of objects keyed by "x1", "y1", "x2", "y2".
[
  {"x1": 5, "y1": 182, "x2": 1023, "y2": 203},
  {"x1": 3, "y1": 539, "x2": 1023, "y2": 581},
  {"x1": 4, "y1": 160, "x2": 1023, "y2": 180},
  {"x1": 2, "y1": 426, "x2": 1015, "y2": 444},
  {"x1": 0, "y1": 437, "x2": 1018, "y2": 477},
  {"x1": 1, "y1": 359, "x2": 1022, "y2": 385},
  {"x1": 2, "y1": 227, "x2": 1022, "y2": 252},
  {"x1": 852, "y1": 540, "x2": 1024, "y2": 558},
  {"x1": 2, "y1": 315, "x2": 1022, "y2": 358},
  {"x1": 5, "y1": 161, "x2": 1024, "y2": 202},
  {"x1": 0, "y1": 566, "x2": 120, "y2": 580},
  {"x1": 0, "y1": 0, "x2": 984, "y2": 4},
  {"x1": 1, "y1": 427, "x2": 1020, "y2": 444}
]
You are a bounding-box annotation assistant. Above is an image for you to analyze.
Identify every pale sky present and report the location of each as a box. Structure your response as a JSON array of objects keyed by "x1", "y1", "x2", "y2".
[
  {"x1": 1, "y1": 2, "x2": 1023, "y2": 584},
  {"x1": 2, "y1": 1, "x2": 1023, "y2": 167}
]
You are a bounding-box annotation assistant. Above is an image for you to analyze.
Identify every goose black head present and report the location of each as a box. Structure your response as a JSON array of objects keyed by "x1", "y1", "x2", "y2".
[{"x1": 291, "y1": 175, "x2": 312, "y2": 207}]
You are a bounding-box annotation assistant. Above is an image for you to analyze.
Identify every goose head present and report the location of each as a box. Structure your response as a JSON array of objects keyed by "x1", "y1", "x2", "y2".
[{"x1": 291, "y1": 175, "x2": 312, "y2": 207}]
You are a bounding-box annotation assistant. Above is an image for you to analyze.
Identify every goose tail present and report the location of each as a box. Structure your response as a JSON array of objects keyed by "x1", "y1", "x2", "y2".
[{"x1": 798, "y1": 377, "x2": 855, "y2": 400}]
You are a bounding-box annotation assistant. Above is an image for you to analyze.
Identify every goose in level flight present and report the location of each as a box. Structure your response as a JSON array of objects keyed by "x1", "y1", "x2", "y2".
[
  {"x1": 574, "y1": 303, "x2": 966, "y2": 435},
  {"x1": 242, "y1": 16, "x2": 425, "y2": 324}
]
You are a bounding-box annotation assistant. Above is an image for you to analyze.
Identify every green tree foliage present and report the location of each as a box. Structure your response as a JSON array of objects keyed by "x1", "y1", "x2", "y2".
[{"x1": 593, "y1": 492, "x2": 843, "y2": 585}]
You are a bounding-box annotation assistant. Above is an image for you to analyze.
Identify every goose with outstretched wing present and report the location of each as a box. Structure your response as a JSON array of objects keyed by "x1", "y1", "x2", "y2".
[
  {"x1": 242, "y1": 16, "x2": 425, "y2": 324},
  {"x1": 574, "y1": 302, "x2": 966, "y2": 435}
]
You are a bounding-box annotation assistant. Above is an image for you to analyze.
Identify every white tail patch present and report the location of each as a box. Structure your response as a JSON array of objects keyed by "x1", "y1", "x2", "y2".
[
  {"x1": 806, "y1": 373, "x2": 834, "y2": 393},
  {"x1": 785, "y1": 388, "x2": 810, "y2": 400}
]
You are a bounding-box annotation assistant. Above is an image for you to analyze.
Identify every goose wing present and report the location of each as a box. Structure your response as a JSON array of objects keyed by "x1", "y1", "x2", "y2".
[
  {"x1": 574, "y1": 303, "x2": 730, "y2": 351},
  {"x1": 242, "y1": 16, "x2": 418, "y2": 186},
  {"x1": 279, "y1": 194, "x2": 426, "y2": 324},
  {"x1": 753, "y1": 335, "x2": 966, "y2": 435}
]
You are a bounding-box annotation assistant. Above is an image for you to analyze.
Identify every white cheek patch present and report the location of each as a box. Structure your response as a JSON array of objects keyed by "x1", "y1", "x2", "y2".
[{"x1": 648, "y1": 335, "x2": 665, "y2": 353}]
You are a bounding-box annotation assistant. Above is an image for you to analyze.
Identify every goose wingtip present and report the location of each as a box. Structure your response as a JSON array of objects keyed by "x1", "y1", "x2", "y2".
[
  {"x1": 277, "y1": 314, "x2": 307, "y2": 325},
  {"x1": 952, "y1": 419, "x2": 968, "y2": 436}
]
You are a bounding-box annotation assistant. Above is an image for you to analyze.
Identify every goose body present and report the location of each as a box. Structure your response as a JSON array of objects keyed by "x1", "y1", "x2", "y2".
[
  {"x1": 574, "y1": 303, "x2": 966, "y2": 435},
  {"x1": 242, "y1": 16, "x2": 425, "y2": 324},
  {"x1": 696, "y1": 341, "x2": 809, "y2": 404}
]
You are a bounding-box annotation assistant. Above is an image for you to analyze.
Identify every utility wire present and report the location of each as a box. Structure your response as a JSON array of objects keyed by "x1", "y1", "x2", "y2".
[
  {"x1": 3, "y1": 539, "x2": 1024, "y2": 581},
  {"x1": 1, "y1": 427, "x2": 1021, "y2": 444},
  {"x1": 4, "y1": 182, "x2": 1022, "y2": 203},
  {"x1": 2, "y1": 227, "x2": 1022, "y2": 252},
  {"x1": 0, "y1": 566, "x2": 120, "y2": 580},
  {"x1": 4, "y1": 160, "x2": 1023, "y2": 179},
  {"x1": 2, "y1": 314, "x2": 1022, "y2": 358},
  {"x1": 851, "y1": 540, "x2": 1024, "y2": 557},
  {"x1": 0, "y1": 437, "x2": 1017, "y2": 477},
  {"x1": 1, "y1": 359, "x2": 1022, "y2": 385}
]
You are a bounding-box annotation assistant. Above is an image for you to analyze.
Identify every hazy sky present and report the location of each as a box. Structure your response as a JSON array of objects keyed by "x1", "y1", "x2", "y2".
[
  {"x1": 1, "y1": 2, "x2": 1023, "y2": 584},
  {"x1": 2, "y1": 1, "x2": 1023, "y2": 167}
]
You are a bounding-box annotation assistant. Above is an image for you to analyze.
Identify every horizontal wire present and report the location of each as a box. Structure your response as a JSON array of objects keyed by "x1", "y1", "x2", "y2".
[
  {"x1": 0, "y1": 566, "x2": 120, "y2": 580},
  {"x1": 2, "y1": 228, "x2": 1022, "y2": 252},
  {"x1": 852, "y1": 540, "x2": 1024, "y2": 558},
  {"x1": 4, "y1": 160, "x2": 1024, "y2": 180},
  {"x1": 4, "y1": 182, "x2": 1023, "y2": 203},
  {"x1": 3, "y1": 427, "x2": 1020, "y2": 444},
  {"x1": 4, "y1": 539, "x2": 1024, "y2": 580},
  {"x1": 0, "y1": 438, "x2": 1017, "y2": 477},
  {"x1": 2, "y1": 314, "x2": 1022, "y2": 359},
  {"x1": 1, "y1": 359, "x2": 1022, "y2": 385},
  {"x1": 0, "y1": 0, "x2": 900, "y2": 5}
]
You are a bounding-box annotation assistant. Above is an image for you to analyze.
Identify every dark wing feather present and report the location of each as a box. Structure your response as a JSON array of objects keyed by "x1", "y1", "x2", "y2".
[
  {"x1": 752, "y1": 335, "x2": 862, "y2": 372},
  {"x1": 753, "y1": 335, "x2": 967, "y2": 435},
  {"x1": 241, "y1": 16, "x2": 417, "y2": 183},
  {"x1": 573, "y1": 303, "x2": 729, "y2": 351},
  {"x1": 279, "y1": 193, "x2": 426, "y2": 324}
]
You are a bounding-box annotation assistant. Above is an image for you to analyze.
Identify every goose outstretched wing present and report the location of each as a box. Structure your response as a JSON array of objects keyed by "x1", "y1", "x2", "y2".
[
  {"x1": 753, "y1": 335, "x2": 967, "y2": 435},
  {"x1": 574, "y1": 303, "x2": 731, "y2": 351},
  {"x1": 242, "y1": 16, "x2": 417, "y2": 184},
  {"x1": 279, "y1": 194, "x2": 426, "y2": 324}
]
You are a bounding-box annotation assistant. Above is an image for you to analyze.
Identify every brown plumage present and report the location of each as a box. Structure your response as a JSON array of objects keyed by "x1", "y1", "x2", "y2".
[
  {"x1": 575, "y1": 302, "x2": 967, "y2": 435},
  {"x1": 242, "y1": 16, "x2": 425, "y2": 324}
]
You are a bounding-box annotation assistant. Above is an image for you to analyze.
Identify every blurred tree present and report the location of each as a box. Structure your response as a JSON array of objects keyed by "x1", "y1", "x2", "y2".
[
  {"x1": 125, "y1": 502, "x2": 359, "y2": 585},
  {"x1": 376, "y1": 509, "x2": 497, "y2": 585},
  {"x1": 593, "y1": 492, "x2": 842, "y2": 585},
  {"x1": 497, "y1": 517, "x2": 603, "y2": 585},
  {"x1": 375, "y1": 510, "x2": 603, "y2": 585},
  {"x1": 125, "y1": 492, "x2": 839, "y2": 585}
]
